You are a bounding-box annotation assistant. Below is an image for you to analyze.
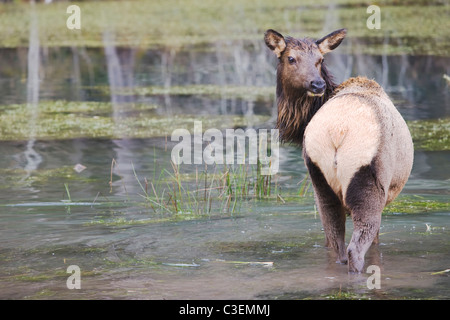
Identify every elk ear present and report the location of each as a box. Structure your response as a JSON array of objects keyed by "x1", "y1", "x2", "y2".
[
  {"x1": 265, "y1": 29, "x2": 286, "y2": 59},
  {"x1": 316, "y1": 28, "x2": 347, "y2": 54}
]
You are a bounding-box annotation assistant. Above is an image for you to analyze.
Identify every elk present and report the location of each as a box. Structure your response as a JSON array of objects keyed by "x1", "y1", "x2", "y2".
[{"x1": 265, "y1": 28, "x2": 414, "y2": 273}]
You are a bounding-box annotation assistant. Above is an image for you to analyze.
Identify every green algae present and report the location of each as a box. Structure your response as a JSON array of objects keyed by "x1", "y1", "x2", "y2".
[
  {"x1": 2, "y1": 100, "x2": 448, "y2": 152},
  {"x1": 0, "y1": 100, "x2": 270, "y2": 141},
  {"x1": 383, "y1": 195, "x2": 450, "y2": 215},
  {"x1": 407, "y1": 118, "x2": 450, "y2": 151}
]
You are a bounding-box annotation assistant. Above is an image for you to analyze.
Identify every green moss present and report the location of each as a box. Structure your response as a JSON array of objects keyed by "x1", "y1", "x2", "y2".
[
  {"x1": 407, "y1": 118, "x2": 450, "y2": 151},
  {"x1": 383, "y1": 195, "x2": 450, "y2": 215},
  {"x1": 0, "y1": 100, "x2": 270, "y2": 141}
]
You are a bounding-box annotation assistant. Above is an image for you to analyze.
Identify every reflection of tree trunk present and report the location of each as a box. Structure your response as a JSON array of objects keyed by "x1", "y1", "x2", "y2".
[
  {"x1": 27, "y1": 10, "x2": 39, "y2": 107},
  {"x1": 396, "y1": 38, "x2": 413, "y2": 106},
  {"x1": 78, "y1": 47, "x2": 95, "y2": 86},
  {"x1": 161, "y1": 48, "x2": 176, "y2": 115},
  {"x1": 103, "y1": 31, "x2": 137, "y2": 110},
  {"x1": 23, "y1": 1, "x2": 42, "y2": 173},
  {"x1": 71, "y1": 46, "x2": 82, "y2": 101},
  {"x1": 233, "y1": 40, "x2": 246, "y2": 86},
  {"x1": 103, "y1": 31, "x2": 139, "y2": 196},
  {"x1": 215, "y1": 42, "x2": 227, "y2": 114}
]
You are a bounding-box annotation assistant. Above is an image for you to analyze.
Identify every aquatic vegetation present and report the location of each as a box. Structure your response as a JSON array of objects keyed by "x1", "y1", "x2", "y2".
[
  {"x1": 407, "y1": 118, "x2": 450, "y2": 151},
  {"x1": 2, "y1": 100, "x2": 448, "y2": 153},
  {"x1": 0, "y1": 166, "x2": 96, "y2": 190},
  {"x1": 0, "y1": 0, "x2": 449, "y2": 55},
  {"x1": 323, "y1": 288, "x2": 368, "y2": 300},
  {"x1": 383, "y1": 195, "x2": 450, "y2": 215},
  {"x1": 131, "y1": 159, "x2": 282, "y2": 218},
  {"x1": 0, "y1": 100, "x2": 270, "y2": 140}
]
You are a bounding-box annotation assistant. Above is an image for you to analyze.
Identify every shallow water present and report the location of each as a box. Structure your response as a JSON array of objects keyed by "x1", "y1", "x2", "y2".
[{"x1": 0, "y1": 39, "x2": 449, "y2": 299}]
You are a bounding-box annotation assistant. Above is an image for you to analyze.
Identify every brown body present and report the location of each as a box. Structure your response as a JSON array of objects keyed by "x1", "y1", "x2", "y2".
[{"x1": 265, "y1": 29, "x2": 414, "y2": 273}]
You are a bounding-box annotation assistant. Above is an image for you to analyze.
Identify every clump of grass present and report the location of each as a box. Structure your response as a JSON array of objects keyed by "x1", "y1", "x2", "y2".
[
  {"x1": 129, "y1": 155, "x2": 298, "y2": 219},
  {"x1": 132, "y1": 162, "x2": 254, "y2": 217}
]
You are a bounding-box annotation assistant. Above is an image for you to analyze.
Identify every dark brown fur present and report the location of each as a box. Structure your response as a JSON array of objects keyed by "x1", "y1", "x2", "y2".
[
  {"x1": 276, "y1": 61, "x2": 336, "y2": 145},
  {"x1": 264, "y1": 31, "x2": 343, "y2": 145}
]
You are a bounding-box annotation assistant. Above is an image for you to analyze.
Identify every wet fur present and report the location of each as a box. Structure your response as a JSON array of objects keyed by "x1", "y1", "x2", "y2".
[{"x1": 276, "y1": 58, "x2": 336, "y2": 145}]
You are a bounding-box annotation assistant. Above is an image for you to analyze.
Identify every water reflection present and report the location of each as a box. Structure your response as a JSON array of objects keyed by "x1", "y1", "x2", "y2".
[
  {"x1": 0, "y1": 33, "x2": 448, "y2": 201},
  {"x1": 22, "y1": 4, "x2": 42, "y2": 173},
  {"x1": 0, "y1": 43, "x2": 449, "y2": 120}
]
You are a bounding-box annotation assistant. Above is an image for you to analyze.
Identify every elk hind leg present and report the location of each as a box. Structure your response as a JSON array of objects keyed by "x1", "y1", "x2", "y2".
[
  {"x1": 306, "y1": 155, "x2": 347, "y2": 264},
  {"x1": 345, "y1": 164, "x2": 386, "y2": 274}
]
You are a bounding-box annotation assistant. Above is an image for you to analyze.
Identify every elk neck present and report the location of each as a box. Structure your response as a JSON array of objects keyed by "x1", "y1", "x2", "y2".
[{"x1": 275, "y1": 63, "x2": 337, "y2": 146}]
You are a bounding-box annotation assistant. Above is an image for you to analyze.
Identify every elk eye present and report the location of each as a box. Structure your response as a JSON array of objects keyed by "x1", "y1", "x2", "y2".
[{"x1": 288, "y1": 56, "x2": 296, "y2": 64}]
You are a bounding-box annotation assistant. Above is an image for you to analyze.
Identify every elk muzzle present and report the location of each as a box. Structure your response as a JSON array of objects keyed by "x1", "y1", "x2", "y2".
[{"x1": 308, "y1": 79, "x2": 326, "y2": 97}]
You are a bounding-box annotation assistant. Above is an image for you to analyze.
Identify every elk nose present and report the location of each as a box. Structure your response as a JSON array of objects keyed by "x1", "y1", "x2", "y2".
[{"x1": 310, "y1": 80, "x2": 326, "y2": 93}]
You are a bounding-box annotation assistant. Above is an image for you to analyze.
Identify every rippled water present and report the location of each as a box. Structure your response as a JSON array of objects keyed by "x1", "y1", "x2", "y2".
[{"x1": 0, "y1": 41, "x2": 449, "y2": 299}]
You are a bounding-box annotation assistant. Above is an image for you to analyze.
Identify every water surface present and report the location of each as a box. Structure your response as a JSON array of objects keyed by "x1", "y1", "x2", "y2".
[{"x1": 0, "y1": 37, "x2": 449, "y2": 299}]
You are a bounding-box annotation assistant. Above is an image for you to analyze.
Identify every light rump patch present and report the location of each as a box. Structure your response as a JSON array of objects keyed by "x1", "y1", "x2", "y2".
[{"x1": 304, "y1": 95, "x2": 381, "y2": 204}]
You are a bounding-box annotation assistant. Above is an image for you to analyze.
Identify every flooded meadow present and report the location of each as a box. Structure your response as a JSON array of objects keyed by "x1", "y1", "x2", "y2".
[{"x1": 0, "y1": 0, "x2": 449, "y2": 300}]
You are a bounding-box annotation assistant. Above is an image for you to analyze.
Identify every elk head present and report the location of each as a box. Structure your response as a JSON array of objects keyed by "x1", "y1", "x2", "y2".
[{"x1": 265, "y1": 28, "x2": 347, "y2": 97}]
